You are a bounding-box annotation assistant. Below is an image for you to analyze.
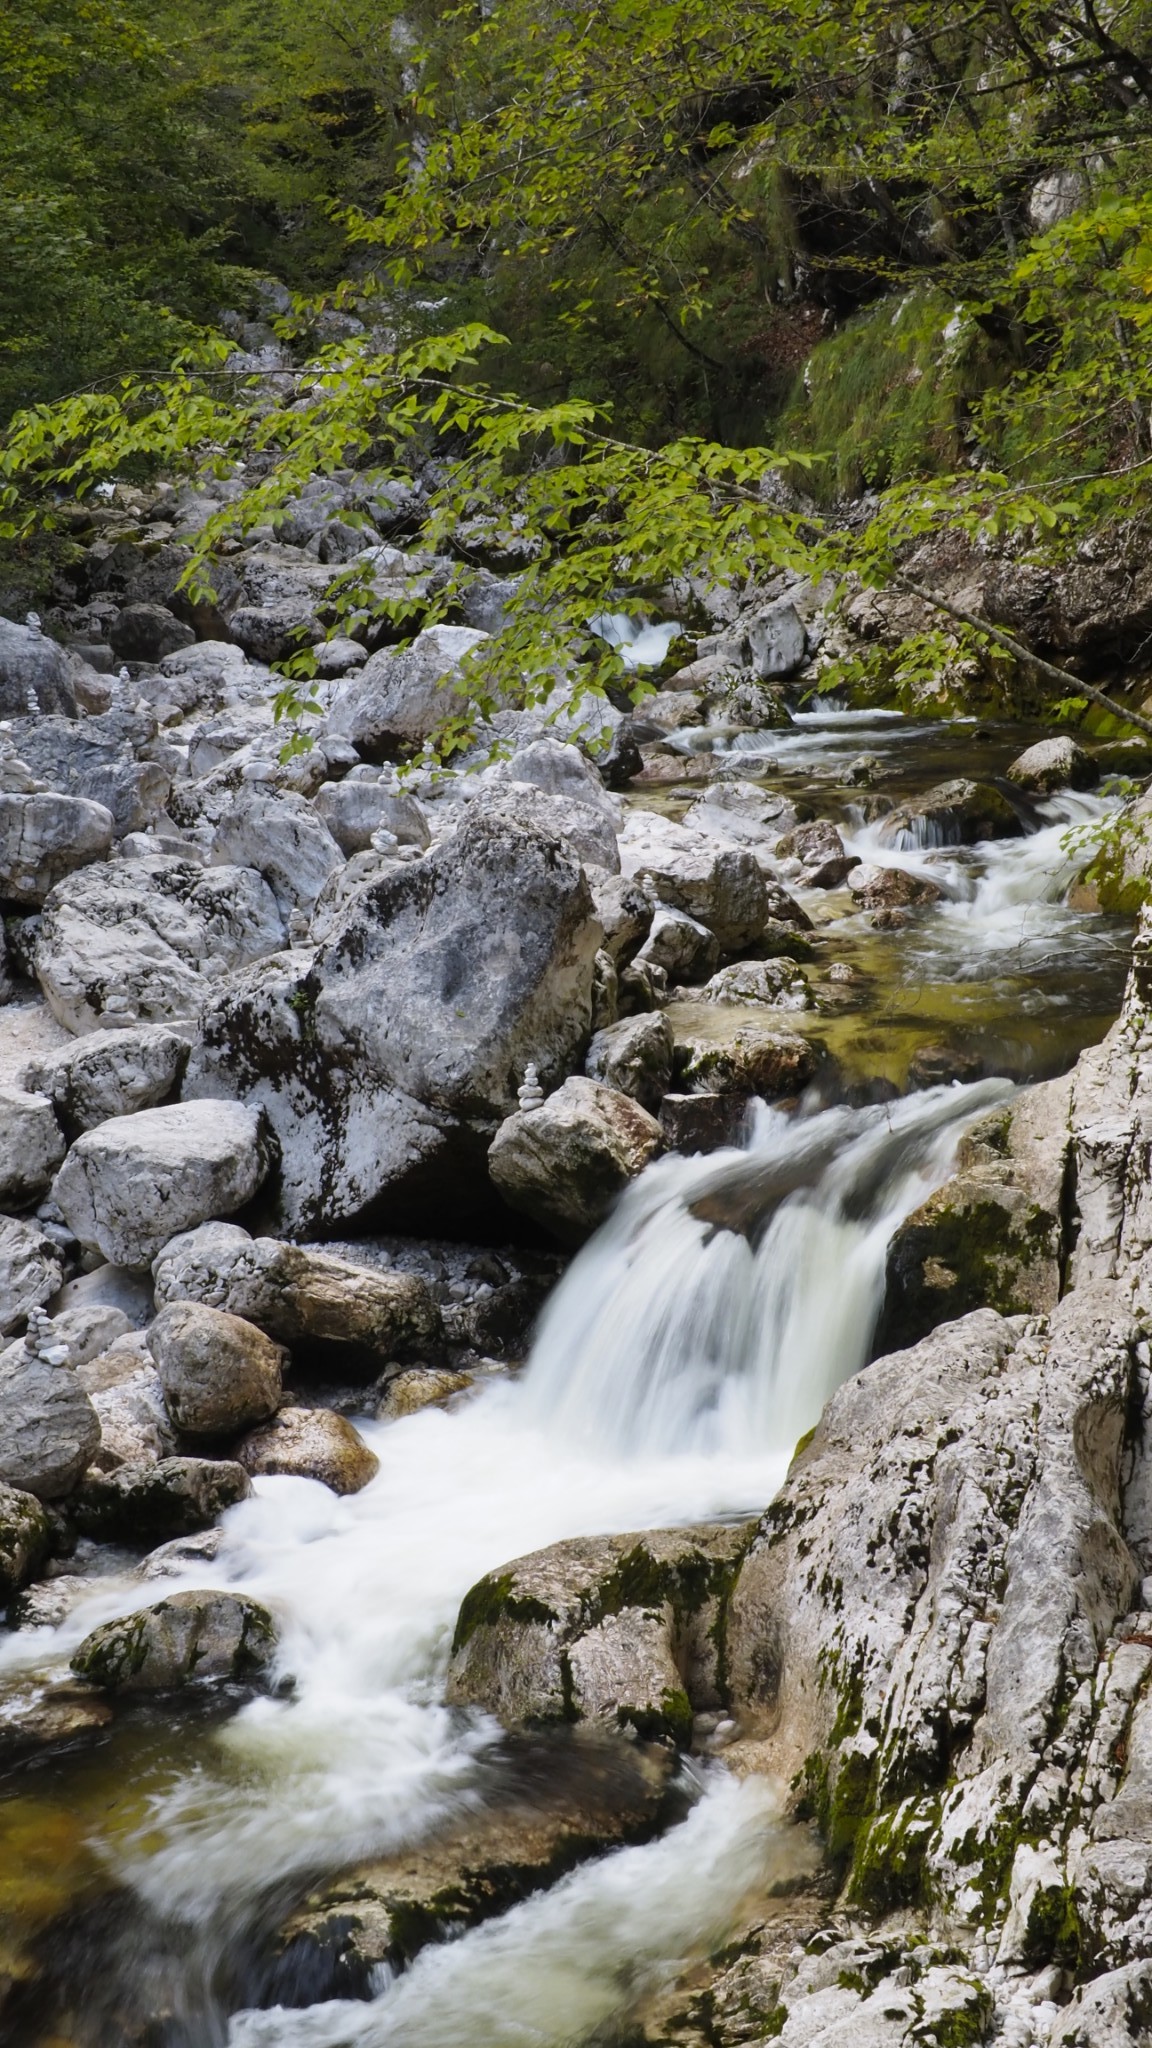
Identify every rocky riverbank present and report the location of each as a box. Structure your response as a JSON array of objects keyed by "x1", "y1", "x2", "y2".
[{"x1": 3, "y1": 470, "x2": 1152, "y2": 2046}]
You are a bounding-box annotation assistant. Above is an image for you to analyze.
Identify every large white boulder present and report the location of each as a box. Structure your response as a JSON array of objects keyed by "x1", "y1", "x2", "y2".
[
  {"x1": 0, "y1": 1336, "x2": 101, "y2": 1499},
  {"x1": 183, "y1": 812, "x2": 602, "y2": 1235},
  {"x1": 326, "y1": 624, "x2": 489, "y2": 757},
  {"x1": 0, "y1": 1087, "x2": 66, "y2": 1208},
  {"x1": 210, "y1": 788, "x2": 344, "y2": 917},
  {"x1": 34, "y1": 855, "x2": 285, "y2": 1032},
  {"x1": 0, "y1": 618, "x2": 77, "y2": 718},
  {"x1": 0, "y1": 791, "x2": 115, "y2": 905},
  {"x1": 52, "y1": 1100, "x2": 271, "y2": 1268},
  {"x1": 618, "y1": 811, "x2": 779, "y2": 951},
  {"x1": 22, "y1": 1025, "x2": 189, "y2": 1133}
]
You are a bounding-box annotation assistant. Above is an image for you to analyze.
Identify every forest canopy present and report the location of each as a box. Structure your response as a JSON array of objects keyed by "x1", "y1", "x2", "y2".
[{"x1": 4, "y1": 0, "x2": 1152, "y2": 728}]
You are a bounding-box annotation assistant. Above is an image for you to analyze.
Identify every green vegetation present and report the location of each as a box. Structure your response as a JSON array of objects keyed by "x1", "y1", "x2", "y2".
[{"x1": 4, "y1": 0, "x2": 1152, "y2": 737}]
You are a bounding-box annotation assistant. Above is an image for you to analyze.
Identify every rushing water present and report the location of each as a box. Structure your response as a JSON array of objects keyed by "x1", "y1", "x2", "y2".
[{"x1": 0, "y1": 707, "x2": 1135, "y2": 2046}]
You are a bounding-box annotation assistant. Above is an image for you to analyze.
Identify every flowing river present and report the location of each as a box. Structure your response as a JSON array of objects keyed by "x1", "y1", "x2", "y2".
[{"x1": 0, "y1": 708, "x2": 1135, "y2": 2046}]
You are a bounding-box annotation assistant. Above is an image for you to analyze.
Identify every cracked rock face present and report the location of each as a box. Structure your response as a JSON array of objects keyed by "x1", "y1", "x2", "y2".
[{"x1": 183, "y1": 811, "x2": 603, "y2": 1236}]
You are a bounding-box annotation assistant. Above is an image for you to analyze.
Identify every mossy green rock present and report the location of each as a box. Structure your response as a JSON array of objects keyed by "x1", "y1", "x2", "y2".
[
  {"x1": 71, "y1": 1588, "x2": 276, "y2": 1693},
  {"x1": 0, "y1": 1479, "x2": 52, "y2": 1598},
  {"x1": 446, "y1": 1522, "x2": 754, "y2": 1745},
  {"x1": 1082, "y1": 789, "x2": 1152, "y2": 912},
  {"x1": 72, "y1": 1455, "x2": 251, "y2": 1542}
]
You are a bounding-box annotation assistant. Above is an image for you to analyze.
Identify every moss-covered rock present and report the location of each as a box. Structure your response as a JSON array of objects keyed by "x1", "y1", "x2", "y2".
[
  {"x1": 446, "y1": 1522, "x2": 755, "y2": 1745},
  {"x1": 0, "y1": 1479, "x2": 52, "y2": 1598},
  {"x1": 70, "y1": 1588, "x2": 276, "y2": 1693},
  {"x1": 1080, "y1": 789, "x2": 1152, "y2": 912},
  {"x1": 72, "y1": 1455, "x2": 251, "y2": 1542}
]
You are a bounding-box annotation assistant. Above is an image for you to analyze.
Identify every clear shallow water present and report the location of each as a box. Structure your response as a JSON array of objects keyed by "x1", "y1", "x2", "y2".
[{"x1": 0, "y1": 704, "x2": 1134, "y2": 2046}]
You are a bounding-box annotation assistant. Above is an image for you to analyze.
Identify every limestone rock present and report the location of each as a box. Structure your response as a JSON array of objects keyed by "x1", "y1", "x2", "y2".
[
  {"x1": 584, "y1": 1013, "x2": 674, "y2": 1111},
  {"x1": 6, "y1": 710, "x2": 172, "y2": 837},
  {"x1": 745, "y1": 600, "x2": 808, "y2": 679},
  {"x1": 34, "y1": 855, "x2": 285, "y2": 1032},
  {"x1": 22, "y1": 1025, "x2": 189, "y2": 1134},
  {"x1": 235, "y1": 1407, "x2": 378, "y2": 1494},
  {"x1": 0, "y1": 618, "x2": 77, "y2": 718},
  {"x1": 0, "y1": 1214, "x2": 64, "y2": 1333},
  {"x1": 670, "y1": 1012, "x2": 822, "y2": 1097},
  {"x1": 47, "y1": 1302, "x2": 134, "y2": 1368},
  {"x1": 52, "y1": 1100, "x2": 271, "y2": 1268},
  {"x1": 73, "y1": 1455, "x2": 251, "y2": 1540},
  {"x1": 376, "y1": 1367, "x2": 473, "y2": 1420},
  {"x1": 89, "y1": 1364, "x2": 179, "y2": 1470},
  {"x1": 697, "y1": 959, "x2": 812, "y2": 1010},
  {"x1": 879, "y1": 777, "x2": 1023, "y2": 849},
  {"x1": 0, "y1": 1086, "x2": 65, "y2": 1209},
  {"x1": 634, "y1": 904, "x2": 719, "y2": 984},
  {"x1": 311, "y1": 781, "x2": 430, "y2": 857},
  {"x1": 879, "y1": 1079, "x2": 1071, "y2": 1351},
  {"x1": 1081, "y1": 788, "x2": 1152, "y2": 912},
  {"x1": 149, "y1": 1300, "x2": 284, "y2": 1437},
  {"x1": 0, "y1": 1339, "x2": 101, "y2": 1499},
  {"x1": 151, "y1": 1222, "x2": 443, "y2": 1372},
  {"x1": 446, "y1": 1523, "x2": 754, "y2": 1743},
  {"x1": 847, "y1": 862, "x2": 943, "y2": 910},
  {"x1": 619, "y1": 812, "x2": 780, "y2": 951},
  {"x1": 109, "y1": 601, "x2": 194, "y2": 663},
  {"x1": 327, "y1": 624, "x2": 489, "y2": 758},
  {"x1": 0, "y1": 1481, "x2": 52, "y2": 1596},
  {"x1": 1007, "y1": 734, "x2": 1097, "y2": 795},
  {"x1": 469, "y1": 780, "x2": 622, "y2": 875},
  {"x1": 0, "y1": 791, "x2": 115, "y2": 905},
  {"x1": 71, "y1": 1589, "x2": 276, "y2": 1693},
  {"x1": 183, "y1": 812, "x2": 602, "y2": 1235},
  {"x1": 210, "y1": 788, "x2": 344, "y2": 917},
  {"x1": 488, "y1": 1076, "x2": 663, "y2": 1245}
]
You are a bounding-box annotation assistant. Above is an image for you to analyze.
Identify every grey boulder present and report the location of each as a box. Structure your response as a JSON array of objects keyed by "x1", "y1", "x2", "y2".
[
  {"x1": 183, "y1": 812, "x2": 602, "y2": 1235},
  {"x1": 71, "y1": 1589, "x2": 276, "y2": 1693},
  {"x1": 488, "y1": 1076, "x2": 662, "y2": 1245},
  {"x1": 0, "y1": 1215, "x2": 65, "y2": 1334},
  {"x1": 149, "y1": 1300, "x2": 285, "y2": 1437},
  {"x1": 311, "y1": 781, "x2": 430, "y2": 857},
  {"x1": 584, "y1": 1013, "x2": 674, "y2": 1111},
  {"x1": 52, "y1": 1100, "x2": 272, "y2": 1269},
  {"x1": 210, "y1": 788, "x2": 344, "y2": 917},
  {"x1": 73, "y1": 1455, "x2": 251, "y2": 1540},
  {"x1": 0, "y1": 619, "x2": 77, "y2": 718},
  {"x1": 109, "y1": 602, "x2": 195, "y2": 663},
  {"x1": 0, "y1": 1339, "x2": 101, "y2": 1499},
  {"x1": 235, "y1": 1407, "x2": 379, "y2": 1495},
  {"x1": 326, "y1": 624, "x2": 489, "y2": 758},
  {"x1": 151, "y1": 1221, "x2": 442, "y2": 1372},
  {"x1": 5, "y1": 710, "x2": 171, "y2": 837},
  {"x1": 0, "y1": 791, "x2": 115, "y2": 905},
  {"x1": 0, "y1": 1086, "x2": 66, "y2": 1208},
  {"x1": 1006, "y1": 733, "x2": 1097, "y2": 794},
  {"x1": 0, "y1": 1481, "x2": 52, "y2": 1597},
  {"x1": 34, "y1": 855, "x2": 285, "y2": 1032},
  {"x1": 23, "y1": 1025, "x2": 189, "y2": 1134}
]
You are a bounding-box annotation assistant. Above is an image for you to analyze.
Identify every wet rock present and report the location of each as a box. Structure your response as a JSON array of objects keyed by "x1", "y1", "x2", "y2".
[
  {"x1": 1081, "y1": 788, "x2": 1152, "y2": 912},
  {"x1": 236, "y1": 1407, "x2": 378, "y2": 1494},
  {"x1": 634, "y1": 904, "x2": 719, "y2": 984},
  {"x1": 488, "y1": 1076, "x2": 662, "y2": 1245},
  {"x1": 73, "y1": 1455, "x2": 251, "y2": 1540},
  {"x1": 879, "y1": 776, "x2": 1023, "y2": 848},
  {"x1": 109, "y1": 602, "x2": 195, "y2": 663},
  {"x1": 376, "y1": 1367, "x2": 474, "y2": 1420},
  {"x1": 0, "y1": 618, "x2": 77, "y2": 718},
  {"x1": 22, "y1": 1025, "x2": 189, "y2": 1135},
  {"x1": 905, "y1": 1041, "x2": 985, "y2": 1089},
  {"x1": 0, "y1": 1334, "x2": 101, "y2": 1499},
  {"x1": 670, "y1": 1013, "x2": 822, "y2": 1098},
  {"x1": 183, "y1": 813, "x2": 602, "y2": 1236},
  {"x1": 149, "y1": 1300, "x2": 284, "y2": 1437},
  {"x1": 0, "y1": 1480, "x2": 52, "y2": 1596},
  {"x1": 847, "y1": 862, "x2": 943, "y2": 910},
  {"x1": 0, "y1": 1085, "x2": 65, "y2": 1208},
  {"x1": 311, "y1": 780, "x2": 430, "y2": 857},
  {"x1": 658, "y1": 1092, "x2": 751, "y2": 1154},
  {"x1": 0, "y1": 790, "x2": 115, "y2": 904},
  {"x1": 0, "y1": 1213, "x2": 64, "y2": 1333},
  {"x1": 151, "y1": 1222, "x2": 444, "y2": 1372},
  {"x1": 53, "y1": 1100, "x2": 272, "y2": 1269},
  {"x1": 706, "y1": 674, "x2": 793, "y2": 729},
  {"x1": 262, "y1": 1734, "x2": 672, "y2": 1999},
  {"x1": 1007, "y1": 734, "x2": 1097, "y2": 795},
  {"x1": 619, "y1": 812, "x2": 782, "y2": 950},
  {"x1": 879, "y1": 1081, "x2": 1070, "y2": 1352},
  {"x1": 210, "y1": 788, "x2": 344, "y2": 918},
  {"x1": 33, "y1": 855, "x2": 285, "y2": 1032},
  {"x1": 776, "y1": 819, "x2": 857, "y2": 890},
  {"x1": 584, "y1": 1013, "x2": 674, "y2": 1110},
  {"x1": 326, "y1": 624, "x2": 489, "y2": 758},
  {"x1": 726, "y1": 1287, "x2": 1140, "y2": 1936},
  {"x1": 447, "y1": 1522, "x2": 754, "y2": 1742},
  {"x1": 71, "y1": 1588, "x2": 276, "y2": 1693},
  {"x1": 697, "y1": 959, "x2": 812, "y2": 1010}
]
